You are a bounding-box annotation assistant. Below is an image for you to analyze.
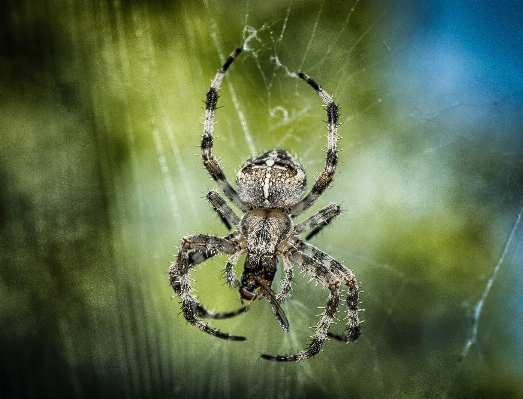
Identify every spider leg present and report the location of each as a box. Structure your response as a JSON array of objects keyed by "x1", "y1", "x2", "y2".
[
  {"x1": 261, "y1": 251, "x2": 341, "y2": 361},
  {"x1": 185, "y1": 231, "x2": 243, "y2": 291},
  {"x1": 296, "y1": 242, "x2": 361, "y2": 342},
  {"x1": 289, "y1": 74, "x2": 340, "y2": 218},
  {"x1": 275, "y1": 256, "x2": 294, "y2": 303},
  {"x1": 203, "y1": 48, "x2": 249, "y2": 213},
  {"x1": 192, "y1": 302, "x2": 247, "y2": 320},
  {"x1": 185, "y1": 234, "x2": 245, "y2": 318},
  {"x1": 207, "y1": 190, "x2": 241, "y2": 230},
  {"x1": 170, "y1": 234, "x2": 247, "y2": 339},
  {"x1": 223, "y1": 249, "x2": 243, "y2": 288},
  {"x1": 293, "y1": 203, "x2": 341, "y2": 240},
  {"x1": 186, "y1": 231, "x2": 237, "y2": 267}
]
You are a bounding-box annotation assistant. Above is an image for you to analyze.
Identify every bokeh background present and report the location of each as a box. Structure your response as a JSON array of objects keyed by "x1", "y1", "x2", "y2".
[{"x1": 1, "y1": 0, "x2": 523, "y2": 398}]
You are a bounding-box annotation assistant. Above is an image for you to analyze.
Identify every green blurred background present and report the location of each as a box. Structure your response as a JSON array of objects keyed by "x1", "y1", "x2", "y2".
[{"x1": 1, "y1": 0, "x2": 523, "y2": 398}]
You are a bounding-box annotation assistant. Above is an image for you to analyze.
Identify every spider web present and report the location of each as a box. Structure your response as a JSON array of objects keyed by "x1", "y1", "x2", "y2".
[
  {"x1": 150, "y1": 2, "x2": 523, "y2": 397},
  {"x1": 1, "y1": 0, "x2": 523, "y2": 398}
]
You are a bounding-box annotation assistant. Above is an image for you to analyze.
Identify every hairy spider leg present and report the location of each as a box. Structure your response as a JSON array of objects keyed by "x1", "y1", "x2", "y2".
[
  {"x1": 202, "y1": 48, "x2": 249, "y2": 213},
  {"x1": 206, "y1": 190, "x2": 241, "y2": 231},
  {"x1": 182, "y1": 231, "x2": 246, "y2": 319},
  {"x1": 294, "y1": 202, "x2": 341, "y2": 240},
  {"x1": 273, "y1": 203, "x2": 341, "y2": 306},
  {"x1": 223, "y1": 247, "x2": 243, "y2": 288},
  {"x1": 295, "y1": 241, "x2": 361, "y2": 342},
  {"x1": 262, "y1": 251, "x2": 342, "y2": 361},
  {"x1": 275, "y1": 256, "x2": 294, "y2": 303},
  {"x1": 289, "y1": 73, "x2": 340, "y2": 218},
  {"x1": 185, "y1": 231, "x2": 236, "y2": 267},
  {"x1": 184, "y1": 230, "x2": 244, "y2": 292},
  {"x1": 170, "y1": 234, "x2": 247, "y2": 338}
]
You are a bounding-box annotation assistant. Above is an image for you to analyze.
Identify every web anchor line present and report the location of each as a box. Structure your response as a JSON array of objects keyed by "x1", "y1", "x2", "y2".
[{"x1": 460, "y1": 205, "x2": 523, "y2": 360}]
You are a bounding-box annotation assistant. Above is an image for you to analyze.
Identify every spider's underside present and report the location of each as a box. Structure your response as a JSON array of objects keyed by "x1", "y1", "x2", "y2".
[{"x1": 169, "y1": 48, "x2": 361, "y2": 362}]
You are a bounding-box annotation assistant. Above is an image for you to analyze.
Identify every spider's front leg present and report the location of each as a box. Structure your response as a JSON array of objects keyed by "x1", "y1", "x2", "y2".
[
  {"x1": 202, "y1": 48, "x2": 249, "y2": 213},
  {"x1": 289, "y1": 74, "x2": 340, "y2": 218},
  {"x1": 170, "y1": 234, "x2": 247, "y2": 340}
]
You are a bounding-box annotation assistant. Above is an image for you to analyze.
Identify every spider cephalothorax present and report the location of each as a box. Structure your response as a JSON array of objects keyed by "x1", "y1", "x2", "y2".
[{"x1": 169, "y1": 48, "x2": 361, "y2": 361}]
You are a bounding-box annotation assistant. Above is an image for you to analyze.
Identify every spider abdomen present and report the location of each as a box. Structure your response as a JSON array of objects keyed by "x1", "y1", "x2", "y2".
[{"x1": 236, "y1": 150, "x2": 306, "y2": 209}]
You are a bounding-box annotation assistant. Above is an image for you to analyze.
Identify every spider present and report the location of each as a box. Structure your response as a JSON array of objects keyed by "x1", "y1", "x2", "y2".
[{"x1": 169, "y1": 48, "x2": 361, "y2": 362}]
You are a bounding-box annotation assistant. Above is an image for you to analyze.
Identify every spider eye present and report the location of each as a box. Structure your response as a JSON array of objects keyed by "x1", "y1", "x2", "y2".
[{"x1": 236, "y1": 150, "x2": 306, "y2": 208}]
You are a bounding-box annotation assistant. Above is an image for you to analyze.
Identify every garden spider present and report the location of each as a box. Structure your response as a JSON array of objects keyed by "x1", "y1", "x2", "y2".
[{"x1": 169, "y1": 48, "x2": 361, "y2": 361}]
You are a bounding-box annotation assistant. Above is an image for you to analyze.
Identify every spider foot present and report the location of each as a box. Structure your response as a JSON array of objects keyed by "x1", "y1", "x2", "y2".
[
  {"x1": 195, "y1": 320, "x2": 247, "y2": 341},
  {"x1": 194, "y1": 304, "x2": 249, "y2": 320},
  {"x1": 260, "y1": 338, "x2": 322, "y2": 362},
  {"x1": 223, "y1": 334, "x2": 247, "y2": 342},
  {"x1": 260, "y1": 353, "x2": 295, "y2": 362},
  {"x1": 184, "y1": 303, "x2": 247, "y2": 341},
  {"x1": 260, "y1": 350, "x2": 314, "y2": 362},
  {"x1": 327, "y1": 325, "x2": 361, "y2": 342}
]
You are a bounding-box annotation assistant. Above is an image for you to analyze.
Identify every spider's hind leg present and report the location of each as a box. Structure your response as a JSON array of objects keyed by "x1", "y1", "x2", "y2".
[
  {"x1": 192, "y1": 303, "x2": 247, "y2": 320},
  {"x1": 173, "y1": 272, "x2": 246, "y2": 320},
  {"x1": 202, "y1": 48, "x2": 249, "y2": 213},
  {"x1": 327, "y1": 326, "x2": 361, "y2": 342},
  {"x1": 289, "y1": 74, "x2": 340, "y2": 218}
]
